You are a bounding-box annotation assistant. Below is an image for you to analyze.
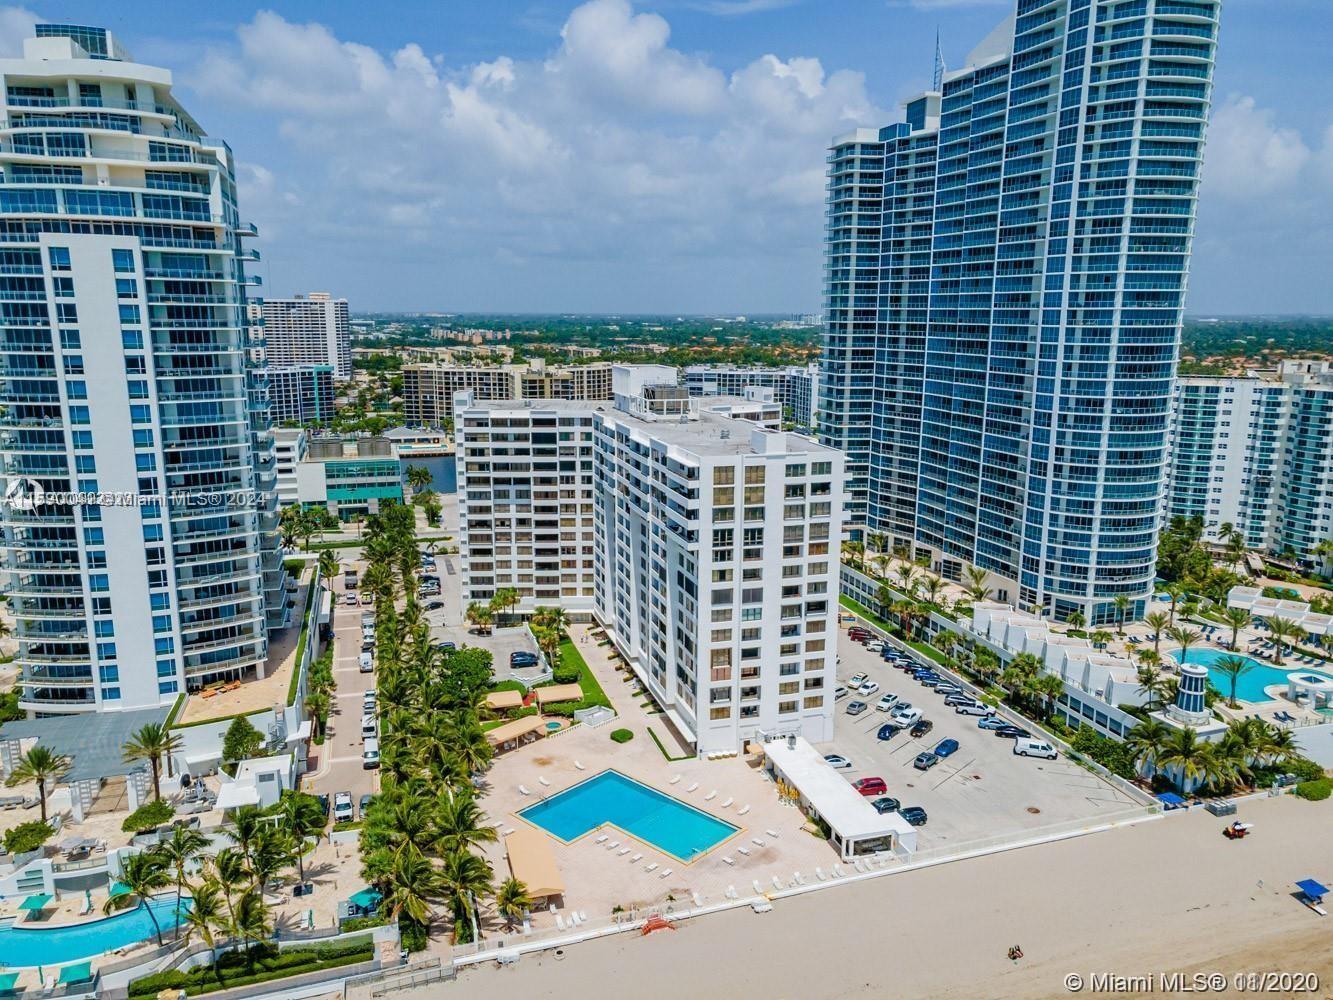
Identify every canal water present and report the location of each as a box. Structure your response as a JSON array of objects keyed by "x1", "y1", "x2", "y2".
[{"x1": 399, "y1": 453, "x2": 456, "y2": 493}]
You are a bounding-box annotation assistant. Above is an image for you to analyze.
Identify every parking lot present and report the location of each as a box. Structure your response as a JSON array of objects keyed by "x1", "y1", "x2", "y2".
[{"x1": 815, "y1": 621, "x2": 1143, "y2": 851}]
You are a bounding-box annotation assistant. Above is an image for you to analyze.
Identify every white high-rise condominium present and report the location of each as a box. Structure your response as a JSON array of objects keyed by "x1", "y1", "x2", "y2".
[
  {"x1": 457, "y1": 367, "x2": 844, "y2": 754},
  {"x1": 1166, "y1": 360, "x2": 1333, "y2": 562},
  {"x1": 259, "y1": 292, "x2": 351, "y2": 380},
  {"x1": 0, "y1": 25, "x2": 285, "y2": 714}
]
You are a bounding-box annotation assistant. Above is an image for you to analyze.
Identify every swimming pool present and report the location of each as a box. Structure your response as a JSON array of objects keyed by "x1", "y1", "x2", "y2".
[
  {"x1": 1172, "y1": 647, "x2": 1333, "y2": 704},
  {"x1": 519, "y1": 770, "x2": 739, "y2": 862},
  {"x1": 0, "y1": 895, "x2": 190, "y2": 968}
]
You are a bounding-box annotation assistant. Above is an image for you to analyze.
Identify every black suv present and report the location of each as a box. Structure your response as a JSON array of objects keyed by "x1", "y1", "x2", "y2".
[
  {"x1": 898, "y1": 806, "x2": 928, "y2": 826},
  {"x1": 909, "y1": 719, "x2": 934, "y2": 739}
]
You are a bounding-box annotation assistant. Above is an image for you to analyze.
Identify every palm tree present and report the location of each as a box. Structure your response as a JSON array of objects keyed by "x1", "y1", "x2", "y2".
[
  {"x1": 495, "y1": 877, "x2": 532, "y2": 931},
  {"x1": 181, "y1": 880, "x2": 227, "y2": 966},
  {"x1": 1136, "y1": 648, "x2": 1162, "y2": 671},
  {"x1": 920, "y1": 575, "x2": 945, "y2": 607},
  {"x1": 1031, "y1": 672, "x2": 1064, "y2": 720},
  {"x1": 317, "y1": 549, "x2": 340, "y2": 583},
  {"x1": 1266, "y1": 616, "x2": 1304, "y2": 666},
  {"x1": 382, "y1": 850, "x2": 442, "y2": 930},
  {"x1": 1144, "y1": 612, "x2": 1171, "y2": 653},
  {"x1": 1164, "y1": 583, "x2": 1185, "y2": 625},
  {"x1": 278, "y1": 793, "x2": 327, "y2": 884},
  {"x1": 5, "y1": 744, "x2": 70, "y2": 822},
  {"x1": 843, "y1": 540, "x2": 865, "y2": 573},
  {"x1": 1313, "y1": 537, "x2": 1333, "y2": 579},
  {"x1": 405, "y1": 465, "x2": 434, "y2": 493},
  {"x1": 962, "y1": 565, "x2": 991, "y2": 603},
  {"x1": 893, "y1": 564, "x2": 918, "y2": 598},
  {"x1": 1113, "y1": 595, "x2": 1132, "y2": 635},
  {"x1": 122, "y1": 723, "x2": 183, "y2": 801},
  {"x1": 210, "y1": 848, "x2": 250, "y2": 925},
  {"x1": 439, "y1": 848, "x2": 493, "y2": 942},
  {"x1": 158, "y1": 825, "x2": 209, "y2": 922},
  {"x1": 436, "y1": 792, "x2": 499, "y2": 855},
  {"x1": 1090, "y1": 629, "x2": 1112, "y2": 650},
  {"x1": 107, "y1": 849, "x2": 172, "y2": 945},
  {"x1": 1125, "y1": 718, "x2": 1171, "y2": 778},
  {"x1": 1135, "y1": 667, "x2": 1171, "y2": 712},
  {"x1": 225, "y1": 806, "x2": 266, "y2": 873},
  {"x1": 232, "y1": 890, "x2": 272, "y2": 967},
  {"x1": 1165, "y1": 625, "x2": 1201, "y2": 665},
  {"x1": 1159, "y1": 727, "x2": 1209, "y2": 792},
  {"x1": 445, "y1": 717, "x2": 494, "y2": 778},
  {"x1": 247, "y1": 826, "x2": 294, "y2": 894},
  {"x1": 1212, "y1": 654, "x2": 1256, "y2": 709},
  {"x1": 1220, "y1": 607, "x2": 1251, "y2": 651}
]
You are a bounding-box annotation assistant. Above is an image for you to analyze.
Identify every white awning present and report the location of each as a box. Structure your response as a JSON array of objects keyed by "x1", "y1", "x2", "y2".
[
  {"x1": 287, "y1": 720, "x2": 313, "y2": 744},
  {"x1": 216, "y1": 783, "x2": 261, "y2": 810}
]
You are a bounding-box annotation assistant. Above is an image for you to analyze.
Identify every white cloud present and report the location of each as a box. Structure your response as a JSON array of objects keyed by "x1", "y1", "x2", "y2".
[
  {"x1": 189, "y1": 0, "x2": 882, "y2": 308},
  {"x1": 0, "y1": 6, "x2": 36, "y2": 57},
  {"x1": 1203, "y1": 95, "x2": 1313, "y2": 197},
  {"x1": 692, "y1": 0, "x2": 802, "y2": 15}
]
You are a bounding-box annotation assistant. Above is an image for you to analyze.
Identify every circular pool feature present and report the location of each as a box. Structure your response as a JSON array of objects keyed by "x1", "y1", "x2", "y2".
[{"x1": 545, "y1": 721, "x2": 563, "y2": 731}]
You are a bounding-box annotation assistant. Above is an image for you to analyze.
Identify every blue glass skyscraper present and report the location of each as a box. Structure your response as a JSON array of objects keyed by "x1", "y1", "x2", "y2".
[{"x1": 820, "y1": 0, "x2": 1220, "y2": 625}]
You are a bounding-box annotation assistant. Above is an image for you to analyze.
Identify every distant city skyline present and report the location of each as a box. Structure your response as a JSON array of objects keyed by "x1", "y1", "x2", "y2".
[{"x1": 2, "y1": 1, "x2": 1328, "y2": 315}]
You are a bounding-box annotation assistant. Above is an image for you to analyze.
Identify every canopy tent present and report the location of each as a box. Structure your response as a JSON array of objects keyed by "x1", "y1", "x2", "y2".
[
  {"x1": 0, "y1": 971, "x2": 18, "y2": 993},
  {"x1": 347, "y1": 888, "x2": 382, "y2": 914},
  {"x1": 504, "y1": 827, "x2": 564, "y2": 899},
  {"x1": 484, "y1": 690, "x2": 525, "y2": 711},
  {"x1": 58, "y1": 836, "x2": 96, "y2": 853},
  {"x1": 1155, "y1": 792, "x2": 1185, "y2": 809},
  {"x1": 485, "y1": 715, "x2": 547, "y2": 747},
  {"x1": 56, "y1": 962, "x2": 92, "y2": 985},
  {"x1": 17, "y1": 893, "x2": 51, "y2": 911},
  {"x1": 1296, "y1": 879, "x2": 1328, "y2": 900},
  {"x1": 534, "y1": 683, "x2": 583, "y2": 706},
  {"x1": 109, "y1": 881, "x2": 131, "y2": 898}
]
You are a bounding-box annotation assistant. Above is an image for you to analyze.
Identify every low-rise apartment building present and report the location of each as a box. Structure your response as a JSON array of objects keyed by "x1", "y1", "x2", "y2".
[{"x1": 403, "y1": 359, "x2": 614, "y2": 425}]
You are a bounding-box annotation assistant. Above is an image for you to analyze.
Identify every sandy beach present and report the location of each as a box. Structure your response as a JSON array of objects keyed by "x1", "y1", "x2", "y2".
[{"x1": 439, "y1": 794, "x2": 1332, "y2": 999}]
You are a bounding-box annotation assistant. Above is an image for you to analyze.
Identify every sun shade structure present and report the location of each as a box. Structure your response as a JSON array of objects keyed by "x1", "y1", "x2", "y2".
[
  {"x1": 1296, "y1": 879, "x2": 1328, "y2": 899},
  {"x1": 484, "y1": 715, "x2": 548, "y2": 746},
  {"x1": 57, "y1": 962, "x2": 93, "y2": 985},
  {"x1": 347, "y1": 888, "x2": 382, "y2": 912},
  {"x1": 0, "y1": 971, "x2": 19, "y2": 992},
  {"x1": 504, "y1": 827, "x2": 564, "y2": 899},
  {"x1": 534, "y1": 683, "x2": 583, "y2": 706},
  {"x1": 18, "y1": 893, "x2": 51, "y2": 911},
  {"x1": 0, "y1": 706, "x2": 168, "y2": 783},
  {"x1": 484, "y1": 690, "x2": 524, "y2": 711}
]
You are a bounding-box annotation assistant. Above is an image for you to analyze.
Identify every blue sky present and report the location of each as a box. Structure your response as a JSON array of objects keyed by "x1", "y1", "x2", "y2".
[{"x1": 6, "y1": 1, "x2": 1330, "y2": 314}]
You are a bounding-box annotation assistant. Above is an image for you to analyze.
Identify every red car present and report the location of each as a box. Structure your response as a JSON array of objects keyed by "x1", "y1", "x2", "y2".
[
  {"x1": 848, "y1": 627, "x2": 871, "y2": 641},
  {"x1": 852, "y1": 777, "x2": 887, "y2": 797}
]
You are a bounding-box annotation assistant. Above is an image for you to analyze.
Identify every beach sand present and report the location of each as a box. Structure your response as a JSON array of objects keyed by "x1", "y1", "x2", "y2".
[{"x1": 440, "y1": 794, "x2": 1332, "y2": 999}]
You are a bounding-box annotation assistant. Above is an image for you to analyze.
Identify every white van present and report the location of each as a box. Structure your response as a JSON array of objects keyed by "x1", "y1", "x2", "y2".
[
  {"x1": 1013, "y1": 737, "x2": 1058, "y2": 760},
  {"x1": 361, "y1": 715, "x2": 378, "y2": 740},
  {"x1": 362, "y1": 738, "x2": 380, "y2": 769},
  {"x1": 358, "y1": 652, "x2": 374, "y2": 673}
]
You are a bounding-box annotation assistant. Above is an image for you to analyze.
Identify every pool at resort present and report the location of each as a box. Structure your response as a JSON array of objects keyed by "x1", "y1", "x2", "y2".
[
  {"x1": 519, "y1": 770, "x2": 738, "y2": 862},
  {"x1": 1173, "y1": 647, "x2": 1333, "y2": 704},
  {"x1": 0, "y1": 896, "x2": 190, "y2": 968}
]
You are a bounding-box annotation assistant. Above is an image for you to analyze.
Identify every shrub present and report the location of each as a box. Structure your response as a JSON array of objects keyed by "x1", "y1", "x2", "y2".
[
  {"x1": 122, "y1": 799, "x2": 175, "y2": 833},
  {"x1": 340, "y1": 915, "x2": 387, "y2": 933},
  {"x1": 541, "y1": 699, "x2": 587, "y2": 718},
  {"x1": 400, "y1": 919, "x2": 429, "y2": 953},
  {"x1": 3, "y1": 820, "x2": 53, "y2": 855},
  {"x1": 1069, "y1": 726, "x2": 1137, "y2": 781},
  {"x1": 128, "y1": 940, "x2": 374, "y2": 998},
  {"x1": 222, "y1": 715, "x2": 264, "y2": 764},
  {"x1": 610, "y1": 728, "x2": 634, "y2": 744},
  {"x1": 489, "y1": 678, "x2": 528, "y2": 695},
  {"x1": 1294, "y1": 778, "x2": 1332, "y2": 801},
  {"x1": 552, "y1": 666, "x2": 581, "y2": 685}
]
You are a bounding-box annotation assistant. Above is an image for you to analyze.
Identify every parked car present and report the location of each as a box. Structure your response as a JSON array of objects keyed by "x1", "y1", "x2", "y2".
[
  {"x1": 875, "y1": 693, "x2": 900, "y2": 712},
  {"x1": 426, "y1": 600, "x2": 444, "y2": 611},
  {"x1": 909, "y1": 718, "x2": 934, "y2": 739},
  {"x1": 871, "y1": 796, "x2": 901, "y2": 815},
  {"x1": 362, "y1": 739, "x2": 381, "y2": 769},
  {"x1": 898, "y1": 806, "x2": 928, "y2": 826},
  {"x1": 864, "y1": 640, "x2": 885, "y2": 652},
  {"x1": 876, "y1": 723, "x2": 901, "y2": 741},
  {"x1": 834, "y1": 684, "x2": 850, "y2": 700},
  {"x1": 333, "y1": 791, "x2": 354, "y2": 823},
  {"x1": 977, "y1": 715, "x2": 1008, "y2": 730},
  {"x1": 890, "y1": 705, "x2": 922, "y2": 726},
  {"x1": 434, "y1": 641, "x2": 457, "y2": 653},
  {"x1": 913, "y1": 752, "x2": 939, "y2": 771},
  {"x1": 851, "y1": 777, "x2": 887, "y2": 797},
  {"x1": 933, "y1": 738, "x2": 960, "y2": 758},
  {"x1": 994, "y1": 724, "x2": 1031, "y2": 739},
  {"x1": 510, "y1": 652, "x2": 538, "y2": 667},
  {"x1": 315, "y1": 793, "x2": 330, "y2": 818},
  {"x1": 848, "y1": 627, "x2": 871, "y2": 640},
  {"x1": 957, "y1": 702, "x2": 995, "y2": 717},
  {"x1": 919, "y1": 675, "x2": 948, "y2": 689},
  {"x1": 934, "y1": 684, "x2": 963, "y2": 696},
  {"x1": 823, "y1": 754, "x2": 853, "y2": 770},
  {"x1": 846, "y1": 700, "x2": 868, "y2": 717},
  {"x1": 1014, "y1": 737, "x2": 1058, "y2": 760},
  {"x1": 849, "y1": 672, "x2": 869, "y2": 688},
  {"x1": 943, "y1": 695, "x2": 975, "y2": 708},
  {"x1": 359, "y1": 793, "x2": 376, "y2": 816},
  {"x1": 857, "y1": 680, "x2": 880, "y2": 697},
  {"x1": 358, "y1": 652, "x2": 374, "y2": 673}
]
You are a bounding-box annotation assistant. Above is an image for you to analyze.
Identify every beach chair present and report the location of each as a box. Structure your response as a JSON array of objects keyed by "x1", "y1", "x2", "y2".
[
  {"x1": 607, "y1": 841, "x2": 620, "y2": 850},
  {"x1": 669, "y1": 775, "x2": 681, "y2": 784},
  {"x1": 704, "y1": 790, "x2": 717, "y2": 801},
  {"x1": 721, "y1": 797, "x2": 734, "y2": 808},
  {"x1": 766, "y1": 829, "x2": 780, "y2": 838},
  {"x1": 575, "y1": 760, "x2": 587, "y2": 770},
  {"x1": 644, "y1": 863, "x2": 658, "y2": 873},
  {"x1": 738, "y1": 804, "x2": 751, "y2": 815},
  {"x1": 518, "y1": 785, "x2": 531, "y2": 796},
  {"x1": 595, "y1": 834, "x2": 608, "y2": 844},
  {"x1": 686, "y1": 782, "x2": 699, "y2": 793},
  {"x1": 722, "y1": 856, "x2": 735, "y2": 866},
  {"x1": 502, "y1": 827, "x2": 515, "y2": 836},
  {"x1": 659, "y1": 869, "x2": 672, "y2": 879},
  {"x1": 752, "y1": 837, "x2": 765, "y2": 847},
  {"x1": 753, "y1": 880, "x2": 764, "y2": 895},
  {"x1": 618, "y1": 847, "x2": 631, "y2": 856},
  {"x1": 815, "y1": 867, "x2": 827, "y2": 881},
  {"x1": 772, "y1": 875, "x2": 784, "y2": 890},
  {"x1": 556, "y1": 913, "x2": 565, "y2": 930},
  {"x1": 630, "y1": 853, "x2": 643, "y2": 863},
  {"x1": 726, "y1": 885, "x2": 738, "y2": 900},
  {"x1": 538, "y1": 776, "x2": 551, "y2": 787},
  {"x1": 738, "y1": 846, "x2": 751, "y2": 856}
]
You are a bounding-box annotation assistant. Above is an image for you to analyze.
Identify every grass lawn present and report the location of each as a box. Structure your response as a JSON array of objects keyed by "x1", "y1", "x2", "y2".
[
  {"x1": 907, "y1": 640, "x2": 949, "y2": 666},
  {"x1": 838, "y1": 595, "x2": 895, "y2": 634},
  {"x1": 559, "y1": 639, "x2": 611, "y2": 708}
]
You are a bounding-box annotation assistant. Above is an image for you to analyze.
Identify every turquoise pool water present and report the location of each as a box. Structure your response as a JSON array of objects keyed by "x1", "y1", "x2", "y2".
[
  {"x1": 519, "y1": 770, "x2": 738, "y2": 861},
  {"x1": 0, "y1": 896, "x2": 190, "y2": 968},
  {"x1": 1173, "y1": 647, "x2": 1333, "y2": 704}
]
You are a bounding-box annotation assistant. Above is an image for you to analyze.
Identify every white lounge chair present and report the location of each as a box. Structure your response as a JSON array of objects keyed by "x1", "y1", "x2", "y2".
[
  {"x1": 793, "y1": 872, "x2": 805, "y2": 885},
  {"x1": 752, "y1": 880, "x2": 764, "y2": 895},
  {"x1": 618, "y1": 847, "x2": 631, "y2": 855},
  {"x1": 518, "y1": 785, "x2": 532, "y2": 796},
  {"x1": 738, "y1": 804, "x2": 751, "y2": 815},
  {"x1": 721, "y1": 797, "x2": 734, "y2": 808},
  {"x1": 556, "y1": 914, "x2": 565, "y2": 930},
  {"x1": 669, "y1": 775, "x2": 682, "y2": 784},
  {"x1": 630, "y1": 853, "x2": 643, "y2": 863},
  {"x1": 686, "y1": 782, "x2": 699, "y2": 793},
  {"x1": 607, "y1": 840, "x2": 620, "y2": 850},
  {"x1": 692, "y1": 892, "x2": 702, "y2": 907},
  {"x1": 816, "y1": 867, "x2": 827, "y2": 881},
  {"x1": 772, "y1": 875, "x2": 784, "y2": 890},
  {"x1": 575, "y1": 760, "x2": 587, "y2": 770},
  {"x1": 502, "y1": 827, "x2": 515, "y2": 836},
  {"x1": 569, "y1": 912, "x2": 580, "y2": 927},
  {"x1": 751, "y1": 837, "x2": 765, "y2": 847},
  {"x1": 538, "y1": 776, "x2": 551, "y2": 787},
  {"x1": 659, "y1": 868, "x2": 672, "y2": 879},
  {"x1": 722, "y1": 856, "x2": 735, "y2": 866},
  {"x1": 704, "y1": 790, "x2": 717, "y2": 801},
  {"x1": 595, "y1": 834, "x2": 609, "y2": 844},
  {"x1": 644, "y1": 863, "x2": 659, "y2": 873},
  {"x1": 579, "y1": 910, "x2": 589, "y2": 922},
  {"x1": 737, "y1": 846, "x2": 751, "y2": 856},
  {"x1": 765, "y1": 829, "x2": 780, "y2": 838},
  {"x1": 726, "y1": 885, "x2": 737, "y2": 899},
  {"x1": 832, "y1": 864, "x2": 845, "y2": 877}
]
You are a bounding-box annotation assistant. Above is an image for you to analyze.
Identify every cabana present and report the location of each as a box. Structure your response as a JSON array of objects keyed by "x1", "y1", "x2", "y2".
[
  {"x1": 17, "y1": 893, "x2": 51, "y2": 921},
  {"x1": 484, "y1": 716, "x2": 547, "y2": 752},
  {"x1": 504, "y1": 828, "x2": 564, "y2": 901},
  {"x1": 484, "y1": 689, "x2": 525, "y2": 712},
  {"x1": 534, "y1": 683, "x2": 583, "y2": 706}
]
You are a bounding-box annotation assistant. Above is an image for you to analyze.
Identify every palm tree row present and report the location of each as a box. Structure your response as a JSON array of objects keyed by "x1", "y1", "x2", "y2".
[{"x1": 1124, "y1": 717, "x2": 1296, "y2": 795}]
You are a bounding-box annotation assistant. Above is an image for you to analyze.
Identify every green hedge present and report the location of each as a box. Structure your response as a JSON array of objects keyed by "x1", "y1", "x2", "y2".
[
  {"x1": 489, "y1": 678, "x2": 529, "y2": 695},
  {"x1": 3, "y1": 820, "x2": 52, "y2": 855},
  {"x1": 128, "y1": 939, "x2": 373, "y2": 998},
  {"x1": 1294, "y1": 778, "x2": 1332, "y2": 801},
  {"x1": 648, "y1": 726, "x2": 693, "y2": 762},
  {"x1": 610, "y1": 728, "x2": 634, "y2": 743},
  {"x1": 122, "y1": 799, "x2": 175, "y2": 833}
]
